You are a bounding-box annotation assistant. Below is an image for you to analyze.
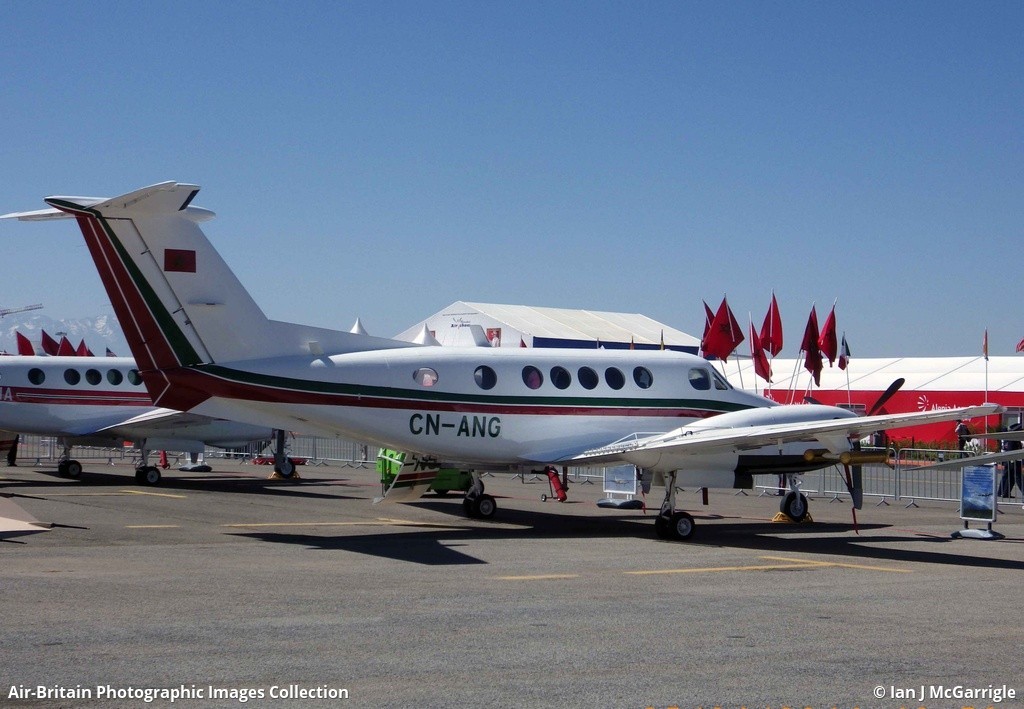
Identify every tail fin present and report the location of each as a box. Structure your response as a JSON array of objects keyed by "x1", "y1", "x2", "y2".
[
  {"x1": 8, "y1": 182, "x2": 411, "y2": 377},
  {"x1": 42, "y1": 182, "x2": 273, "y2": 371}
]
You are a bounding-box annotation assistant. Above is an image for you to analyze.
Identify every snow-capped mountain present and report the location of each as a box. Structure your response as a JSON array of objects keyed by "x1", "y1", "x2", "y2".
[{"x1": 0, "y1": 313, "x2": 130, "y2": 357}]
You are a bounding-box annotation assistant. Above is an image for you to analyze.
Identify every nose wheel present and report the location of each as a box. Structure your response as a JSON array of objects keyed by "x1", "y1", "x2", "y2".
[{"x1": 780, "y1": 491, "x2": 809, "y2": 522}]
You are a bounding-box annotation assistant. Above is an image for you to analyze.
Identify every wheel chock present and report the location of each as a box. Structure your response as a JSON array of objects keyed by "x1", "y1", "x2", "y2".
[
  {"x1": 771, "y1": 511, "x2": 814, "y2": 524},
  {"x1": 268, "y1": 470, "x2": 302, "y2": 480}
]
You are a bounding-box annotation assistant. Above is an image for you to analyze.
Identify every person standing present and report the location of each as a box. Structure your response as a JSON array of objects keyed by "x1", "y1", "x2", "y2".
[{"x1": 954, "y1": 419, "x2": 970, "y2": 451}]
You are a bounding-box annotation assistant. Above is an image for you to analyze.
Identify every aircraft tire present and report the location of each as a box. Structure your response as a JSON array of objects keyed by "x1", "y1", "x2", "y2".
[
  {"x1": 669, "y1": 511, "x2": 695, "y2": 541},
  {"x1": 654, "y1": 515, "x2": 673, "y2": 540},
  {"x1": 473, "y1": 494, "x2": 497, "y2": 519},
  {"x1": 275, "y1": 458, "x2": 296, "y2": 479},
  {"x1": 141, "y1": 466, "x2": 162, "y2": 486},
  {"x1": 65, "y1": 460, "x2": 83, "y2": 478},
  {"x1": 781, "y1": 492, "x2": 808, "y2": 522}
]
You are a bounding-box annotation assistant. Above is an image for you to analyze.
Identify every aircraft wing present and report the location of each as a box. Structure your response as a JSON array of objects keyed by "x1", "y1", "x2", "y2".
[
  {"x1": 93, "y1": 408, "x2": 227, "y2": 433},
  {"x1": 569, "y1": 404, "x2": 1002, "y2": 465}
]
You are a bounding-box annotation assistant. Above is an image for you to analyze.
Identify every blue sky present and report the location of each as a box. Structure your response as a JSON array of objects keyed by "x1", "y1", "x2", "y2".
[{"x1": 1, "y1": 1, "x2": 1020, "y2": 357}]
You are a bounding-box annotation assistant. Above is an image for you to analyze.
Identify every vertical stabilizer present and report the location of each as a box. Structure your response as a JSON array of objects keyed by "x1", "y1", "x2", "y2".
[{"x1": 45, "y1": 182, "x2": 275, "y2": 370}]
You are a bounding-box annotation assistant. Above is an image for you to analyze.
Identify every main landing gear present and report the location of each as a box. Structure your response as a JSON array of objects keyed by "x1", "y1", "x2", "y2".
[
  {"x1": 654, "y1": 471, "x2": 696, "y2": 541},
  {"x1": 272, "y1": 429, "x2": 296, "y2": 479},
  {"x1": 133, "y1": 443, "x2": 163, "y2": 486},
  {"x1": 462, "y1": 472, "x2": 497, "y2": 519},
  {"x1": 56, "y1": 439, "x2": 84, "y2": 479}
]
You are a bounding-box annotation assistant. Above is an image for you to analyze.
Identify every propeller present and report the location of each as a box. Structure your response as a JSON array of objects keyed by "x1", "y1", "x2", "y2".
[
  {"x1": 868, "y1": 377, "x2": 905, "y2": 416},
  {"x1": 841, "y1": 462, "x2": 861, "y2": 535}
]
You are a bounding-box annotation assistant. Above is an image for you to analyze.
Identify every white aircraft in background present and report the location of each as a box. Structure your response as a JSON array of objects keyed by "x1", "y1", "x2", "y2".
[
  {"x1": 3, "y1": 182, "x2": 999, "y2": 539},
  {"x1": 0, "y1": 354, "x2": 273, "y2": 485}
]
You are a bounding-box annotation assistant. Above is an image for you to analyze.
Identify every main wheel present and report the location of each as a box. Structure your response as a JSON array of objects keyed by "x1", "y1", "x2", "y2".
[
  {"x1": 781, "y1": 491, "x2": 808, "y2": 521},
  {"x1": 64, "y1": 460, "x2": 83, "y2": 478},
  {"x1": 669, "y1": 511, "x2": 695, "y2": 540},
  {"x1": 472, "y1": 494, "x2": 497, "y2": 519},
  {"x1": 654, "y1": 514, "x2": 673, "y2": 540},
  {"x1": 140, "y1": 466, "x2": 162, "y2": 486}
]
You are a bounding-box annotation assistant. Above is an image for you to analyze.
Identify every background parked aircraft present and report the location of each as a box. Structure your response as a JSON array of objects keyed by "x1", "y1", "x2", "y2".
[{"x1": 0, "y1": 354, "x2": 273, "y2": 485}]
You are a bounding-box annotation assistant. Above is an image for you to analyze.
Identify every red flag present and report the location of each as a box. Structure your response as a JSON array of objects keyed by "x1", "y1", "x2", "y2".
[
  {"x1": 838, "y1": 334, "x2": 851, "y2": 370},
  {"x1": 801, "y1": 307, "x2": 823, "y2": 386},
  {"x1": 41, "y1": 330, "x2": 59, "y2": 356},
  {"x1": 818, "y1": 305, "x2": 838, "y2": 366},
  {"x1": 758, "y1": 293, "x2": 783, "y2": 357},
  {"x1": 1017, "y1": 337, "x2": 1024, "y2": 353},
  {"x1": 16, "y1": 332, "x2": 34, "y2": 355},
  {"x1": 701, "y1": 301, "x2": 715, "y2": 344},
  {"x1": 703, "y1": 297, "x2": 744, "y2": 361},
  {"x1": 749, "y1": 322, "x2": 772, "y2": 383},
  {"x1": 57, "y1": 336, "x2": 75, "y2": 356}
]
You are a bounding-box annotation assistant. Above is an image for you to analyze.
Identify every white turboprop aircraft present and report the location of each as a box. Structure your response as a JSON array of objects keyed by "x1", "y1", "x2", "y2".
[
  {"x1": 0, "y1": 355, "x2": 273, "y2": 485},
  {"x1": 3, "y1": 183, "x2": 999, "y2": 539}
]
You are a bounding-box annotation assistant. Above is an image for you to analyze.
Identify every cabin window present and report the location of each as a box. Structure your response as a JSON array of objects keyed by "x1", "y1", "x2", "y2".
[
  {"x1": 633, "y1": 366, "x2": 653, "y2": 389},
  {"x1": 127, "y1": 369, "x2": 143, "y2": 386},
  {"x1": 688, "y1": 368, "x2": 710, "y2": 391},
  {"x1": 85, "y1": 369, "x2": 102, "y2": 385},
  {"x1": 550, "y1": 366, "x2": 571, "y2": 390},
  {"x1": 522, "y1": 366, "x2": 543, "y2": 390},
  {"x1": 605, "y1": 367, "x2": 625, "y2": 390},
  {"x1": 28, "y1": 368, "x2": 45, "y2": 385},
  {"x1": 413, "y1": 367, "x2": 439, "y2": 387},
  {"x1": 578, "y1": 366, "x2": 599, "y2": 390},
  {"x1": 107, "y1": 370, "x2": 124, "y2": 386},
  {"x1": 474, "y1": 365, "x2": 497, "y2": 390},
  {"x1": 64, "y1": 369, "x2": 81, "y2": 385}
]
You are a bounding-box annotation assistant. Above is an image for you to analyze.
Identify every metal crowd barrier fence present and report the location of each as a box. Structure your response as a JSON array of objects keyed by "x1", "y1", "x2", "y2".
[
  {"x1": 9, "y1": 434, "x2": 1022, "y2": 513},
  {"x1": 894, "y1": 447, "x2": 971, "y2": 506}
]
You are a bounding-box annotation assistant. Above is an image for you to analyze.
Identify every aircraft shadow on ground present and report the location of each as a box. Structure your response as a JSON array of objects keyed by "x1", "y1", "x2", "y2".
[
  {"x1": 3, "y1": 467, "x2": 365, "y2": 501},
  {"x1": 229, "y1": 497, "x2": 1024, "y2": 571}
]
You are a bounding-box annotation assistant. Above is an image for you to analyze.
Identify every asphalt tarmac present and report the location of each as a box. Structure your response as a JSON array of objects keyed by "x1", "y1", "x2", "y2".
[{"x1": 2, "y1": 460, "x2": 1022, "y2": 709}]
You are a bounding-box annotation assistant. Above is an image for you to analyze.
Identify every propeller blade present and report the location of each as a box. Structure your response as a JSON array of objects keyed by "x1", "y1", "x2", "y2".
[
  {"x1": 868, "y1": 377, "x2": 905, "y2": 416},
  {"x1": 841, "y1": 463, "x2": 861, "y2": 535}
]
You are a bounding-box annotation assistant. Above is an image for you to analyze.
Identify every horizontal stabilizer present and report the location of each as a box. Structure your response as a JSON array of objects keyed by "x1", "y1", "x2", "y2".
[
  {"x1": 0, "y1": 495, "x2": 51, "y2": 538},
  {"x1": 375, "y1": 456, "x2": 441, "y2": 503}
]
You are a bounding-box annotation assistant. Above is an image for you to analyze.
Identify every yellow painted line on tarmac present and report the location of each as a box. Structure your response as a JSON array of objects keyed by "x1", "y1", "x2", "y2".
[
  {"x1": 626, "y1": 555, "x2": 910, "y2": 576},
  {"x1": 494, "y1": 574, "x2": 581, "y2": 581},
  {"x1": 220, "y1": 518, "x2": 468, "y2": 529},
  {"x1": 125, "y1": 525, "x2": 181, "y2": 529},
  {"x1": 40, "y1": 492, "x2": 139, "y2": 497},
  {"x1": 222, "y1": 521, "x2": 375, "y2": 528},
  {"x1": 120, "y1": 490, "x2": 187, "y2": 499},
  {"x1": 759, "y1": 555, "x2": 912, "y2": 573}
]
